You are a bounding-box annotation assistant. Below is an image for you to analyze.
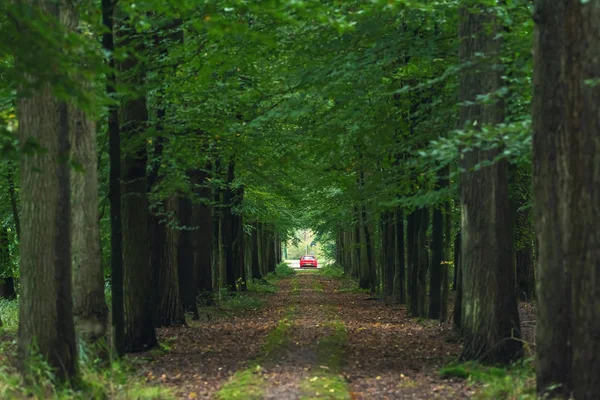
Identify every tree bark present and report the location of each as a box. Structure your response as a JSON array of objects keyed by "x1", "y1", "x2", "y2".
[
  {"x1": 532, "y1": 1, "x2": 571, "y2": 395},
  {"x1": 393, "y1": 209, "x2": 405, "y2": 303},
  {"x1": 441, "y1": 198, "x2": 451, "y2": 322},
  {"x1": 416, "y1": 207, "x2": 429, "y2": 318},
  {"x1": 102, "y1": 0, "x2": 125, "y2": 356},
  {"x1": 178, "y1": 196, "x2": 198, "y2": 318},
  {"x1": 70, "y1": 88, "x2": 108, "y2": 349},
  {"x1": 191, "y1": 168, "x2": 213, "y2": 306},
  {"x1": 16, "y1": 0, "x2": 80, "y2": 381},
  {"x1": 453, "y1": 232, "x2": 462, "y2": 330},
  {"x1": 429, "y1": 203, "x2": 443, "y2": 319},
  {"x1": 383, "y1": 212, "x2": 395, "y2": 297},
  {"x1": 155, "y1": 196, "x2": 185, "y2": 326},
  {"x1": 118, "y1": 20, "x2": 157, "y2": 351},
  {"x1": 458, "y1": 3, "x2": 521, "y2": 363},
  {"x1": 0, "y1": 227, "x2": 16, "y2": 300},
  {"x1": 250, "y1": 223, "x2": 262, "y2": 280},
  {"x1": 407, "y1": 210, "x2": 418, "y2": 316},
  {"x1": 562, "y1": 2, "x2": 600, "y2": 398}
]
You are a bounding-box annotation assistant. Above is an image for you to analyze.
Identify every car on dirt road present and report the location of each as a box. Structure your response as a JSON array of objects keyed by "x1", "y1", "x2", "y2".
[{"x1": 299, "y1": 255, "x2": 318, "y2": 268}]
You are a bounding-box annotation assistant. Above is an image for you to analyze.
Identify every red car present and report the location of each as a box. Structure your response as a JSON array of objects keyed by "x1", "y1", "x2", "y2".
[{"x1": 300, "y1": 255, "x2": 318, "y2": 268}]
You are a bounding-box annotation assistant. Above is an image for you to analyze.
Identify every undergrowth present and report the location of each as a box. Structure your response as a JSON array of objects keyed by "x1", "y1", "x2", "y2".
[
  {"x1": 440, "y1": 358, "x2": 536, "y2": 399},
  {"x1": 318, "y1": 264, "x2": 345, "y2": 279},
  {"x1": 0, "y1": 299, "x2": 18, "y2": 331},
  {"x1": 274, "y1": 262, "x2": 296, "y2": 278},
  {"x1": 0, "y1": 346, "x2": 173, "y2": 399}
]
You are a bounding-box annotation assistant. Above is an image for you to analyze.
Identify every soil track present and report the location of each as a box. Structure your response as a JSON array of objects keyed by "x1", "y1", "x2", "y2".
[{"x1": 143, "y1": 273, "x2": 476, "y2": 399}]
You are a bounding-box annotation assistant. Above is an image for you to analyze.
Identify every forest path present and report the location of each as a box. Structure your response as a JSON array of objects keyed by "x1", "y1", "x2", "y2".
[{"x1": 142, "y1": 273, "x2": 474, "y2": 399}]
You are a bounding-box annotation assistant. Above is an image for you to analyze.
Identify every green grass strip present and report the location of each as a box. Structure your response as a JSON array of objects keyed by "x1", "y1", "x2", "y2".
[
  {"x1": 300, "y1": 305, "x2": 351, "y2": 400},
  {"x1": 217, "y1": 279, "x2": 299, "y2": 400}
]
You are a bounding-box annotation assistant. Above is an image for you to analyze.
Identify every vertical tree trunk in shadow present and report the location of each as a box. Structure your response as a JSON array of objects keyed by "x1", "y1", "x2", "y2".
[
  {"x1": 416, "y1": 207, "x2": 429, "y2": 318},
  {"x1": 458, "y1": 4, "x2": 521, "y2": 363},
  {"x1": 393, "y1": 209, "x2": 405, "y2": 304},
  {"x1": 250, "y1": 223, "x2": 262, "y2": 280},
  {"x1": 429, "y1": 204, "x2": 443, "y2": 319},
  {"x1": 0, "y1": 227, "x2": 15, "y2": 300},
  {"x1": 118, "y1": 20, "x2": 157, "y2": 352},
  {"x1": 407, "y1": 210, "x2": 418, "y2": 316},
  {"x1": 191, "y1": 168, "x2": 213, "y2": 307},
  {"x1": 383, "y1": 212, "x2": 395, "y2": 297},
  {"x1": 178, "y1": 196, "x2": 198, "y2": 319},
  {"x1": 156, "y1": 197, "x2": 185, "y2": 327},
  {"x1": 16, "y1": 1, "x2": 79, "y2": 375}
]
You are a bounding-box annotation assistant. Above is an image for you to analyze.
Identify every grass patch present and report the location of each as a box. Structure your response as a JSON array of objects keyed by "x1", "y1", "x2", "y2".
[
  {"x1": 246, "y1": 279, "x2": 277, "y2": 294},
  {"x1": 300, "y1": 309, "x2": 351, "y2": 400},
  {"x1": 0, "y1": 349, "x2": 174, "y2": 399},
  {"x1": 318, "y1": 264, "x2": 345, "y2": 278},
  {"x1": 217, "y1": 368, "x2": 265, "y2": 400},
  {"x1": 300, "y1": 374, "x2": 351, "y2": 400},
  {"x1": 313, "y1": 281, "x2": 324, "y2": 292},
  {"x1": 0, "y1": 299, "x2": 19, "y2": 331},
  {"x1": 216, "y1": 306, "x2": 297, "y2": 399},
  {"x1": 275, "y1": 262, "x2": 296, "y2": 278},
  {"x1": 440, "y1": 359, "x2": 536, "y2": 399}
]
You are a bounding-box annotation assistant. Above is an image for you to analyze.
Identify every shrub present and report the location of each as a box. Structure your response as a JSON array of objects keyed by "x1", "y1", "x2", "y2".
[
  {"x1": 275, "y1": 262, "x2": 296, "y2": 278},
  {"x1": 318, "y1": 263, "x2": 345, "y2": 278},
  {"x1": 0, "y1": 298, "x2": 19, "y2": 331}
]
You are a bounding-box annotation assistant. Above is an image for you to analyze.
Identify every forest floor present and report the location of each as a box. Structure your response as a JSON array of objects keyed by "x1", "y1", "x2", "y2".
[{"x1": 140, "y1": 272, "x2": 530, "y2": 399}]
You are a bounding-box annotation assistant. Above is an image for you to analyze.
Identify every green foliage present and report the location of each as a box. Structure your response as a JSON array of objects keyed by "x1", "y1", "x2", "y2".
[
  {"x1": 0, "y1": 298, "x2": 18, "y2": 331},
  {"x1": 215, "y1": 291, "x2": 265, "y2": 315},
  {"x1": 217, "y1": 369, "x2": 265, "y2": 400},
  {"x1": 274, "y1": 262, "x2": 296, "y2": 278},
  {"x1": 440, "y1": 359, "x2": 536, "y2": 399},
  {"x1": 318, "y1": 264, "x2": 345, "y2": 279},
  {"x1": 246, "y1": 279, "x2": 277, "y2": 294},
  {"x1": 0, "y1": 344, "x2": 174, "y2": 399}
]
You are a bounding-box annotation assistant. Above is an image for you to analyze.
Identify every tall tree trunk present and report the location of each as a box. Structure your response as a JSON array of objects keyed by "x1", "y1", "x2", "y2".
[
  {"x1": 0, "y1": 227, "x2": 16, "y2": 300},
  {"x1": 441, "y1": 197, "x2": 451, "y2": 322},
  {"x1": 565, "y1": 3, "x2": 600, "y2": 397},
  {"x1": 532, "y1": 2, "x2": 570, "y2": 394},
  {"x1": 429, "y1": 203, "x2": 443, "y2": 319},
  {"x1": 17, "y1": 0, "x2": 81, "y2": 381},
  {"x1": 416, "y1": 207, "x2": 429, "y2": 318},
  {"x1": 357, "y1": 206, "x2": 370, "y2": 290},
  {"x1": 178, "y1": 196, "x2": 198, "y2": 318},
  {"x1": 250, "y1": 223, "x2": 261, "y2": 280},
  {"x1": 383, "y1": 212, "x2": 395, "y2": 297},
  {"x1": 191, "y1": 168, "x2": 213, "y2": 306},
  {"x1": 407, "y1": 210, "x2": 418, "y2": 316},
  {"x1": 71, "y1": 89, "x2": 108, "y2": 348},
  {"x1": 6, "y1": 162, "x2": 20, "y2": 241},
  {"x1": 102, "y1": 0, "x2": 125, "y2": 356},
  {"x1": 393, "y1": 209, "x2": 405, "y2": 303},
  {"x1": 453, "y1": 232, "x2": 462, "y2": 330},
  {"x1": 458, "y1": 4, "x2": 521, "y2": 363},
  {"x1": 118, "y1": 21, "x2": 157, "y2": 352},
  {"x1": 156, "y1": 197, "x2": 185, "y2": 326}
]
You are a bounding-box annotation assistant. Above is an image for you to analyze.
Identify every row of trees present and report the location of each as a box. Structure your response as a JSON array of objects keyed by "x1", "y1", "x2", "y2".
[{"x1": 1, "y1": 0, "x2": 599, "y2": 398}]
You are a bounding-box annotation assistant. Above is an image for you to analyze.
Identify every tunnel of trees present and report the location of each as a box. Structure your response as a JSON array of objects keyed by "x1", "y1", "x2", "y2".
[{"x1": 0, "y1": 0, "x2": 598, "y2": 399}]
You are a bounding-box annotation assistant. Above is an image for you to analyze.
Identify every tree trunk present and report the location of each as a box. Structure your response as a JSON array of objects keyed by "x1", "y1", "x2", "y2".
[
  {"x1": 383, "y1": 212, "x2": 395, "y2": 297},
  {"x1": 191, "y1": 168, "x2": 213, "y2": 306},
  {"x1": 532, "y1": 1, "x2": 571, "y2": 394},
  {"x1": 6, "y1": 162, "x2": 20, "y2": 241},
  {"x1": 416, "y1": 207, "x2": 429, "y2": 318},
  {"x1": 458, "y1": 4, "x2": 521, "y2": 363},
  {"x1": 178, "y1": 196, "x2": 198, "y2": 318},
  {"x1": 357, "y1": 206, "x2": 370, "y2": 290},
  {"x1": 0, "y1": 227, "x2": 16, "y2": 300},
  {"x1": 393, "y1": 209, "x2": 405, "y2": 303},
  {"x1": 407, "y1": 210, "x2": 418, "y2": 316},
  {"x1": 453, "y1": 232, "x2": 462, "y2": 330},
  {"x1": 118, "y1": 21, "x2": 157, "y2": 351},
  {"x1": 16, "y1": 0, "x2": 82, "y2": 381},
  {"x1": 441, "y1": 198, "x2": 451, "y2": 322},
  {"x1": 250, "y1": 224, "x2": 261, "y2": 280},
  {"x1": 70, "y1": 88, "x2": 108, "y2": 348},
  {"x1": 156, "y1": 197, "x2": 185, "y2": 327},
  {"x1": 429, "y1": 203, "x2": 443, "y2": 319},
  {"x1": 102, "y1": 0, "x2": 125, "y2": 356}
]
